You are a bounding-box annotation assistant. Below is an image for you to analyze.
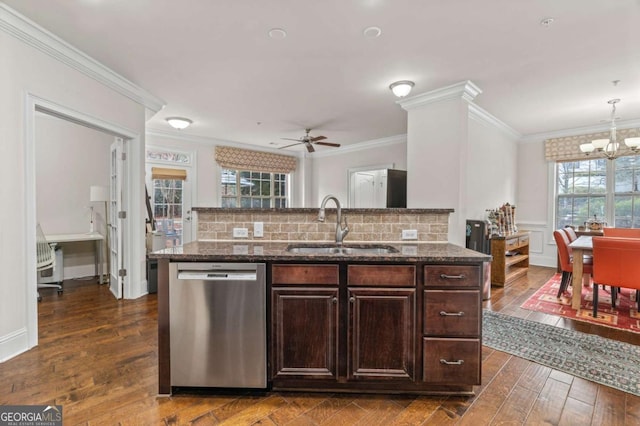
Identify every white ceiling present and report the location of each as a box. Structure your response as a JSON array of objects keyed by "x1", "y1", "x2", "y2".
[{"x1": 5, "y1": 0, "x2": 640, "y2": 151}]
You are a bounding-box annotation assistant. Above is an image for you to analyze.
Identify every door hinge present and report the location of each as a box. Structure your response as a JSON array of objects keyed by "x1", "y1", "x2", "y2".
[
  {"x1": 118, "y1": 211, "x2": 127, "y2": 219},
  {"x1": 119, "y1": 269, "x2": 127, "y2": 277},
  {"x1": 121, "y1": 152, "x2": 126, "y2": 161}
]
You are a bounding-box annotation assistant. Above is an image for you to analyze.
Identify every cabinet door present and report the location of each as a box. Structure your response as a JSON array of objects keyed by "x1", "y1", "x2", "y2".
[
  {"x1": 348, "y1": 288, "x2": 415, "y2": 381},
  {"x1": 272, "y1": 288, "x2": 339, "y2": 380}
]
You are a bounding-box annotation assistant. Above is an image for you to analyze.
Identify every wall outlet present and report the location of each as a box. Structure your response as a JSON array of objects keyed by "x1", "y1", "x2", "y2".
[
  {"x1": 254, "y1": 222, "x2": 264, "y2": 238},
  {"x1": 402, "y1": 229, "x2": 418, "y2": 240},
  {"x1": 233, "y1": 227, "x2": 249, "y2": 238}
]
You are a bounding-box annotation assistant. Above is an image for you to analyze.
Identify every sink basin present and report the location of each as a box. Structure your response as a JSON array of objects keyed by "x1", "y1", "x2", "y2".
[{"x1": 286, "y1": 244, "x2": 399, "y2": 255}]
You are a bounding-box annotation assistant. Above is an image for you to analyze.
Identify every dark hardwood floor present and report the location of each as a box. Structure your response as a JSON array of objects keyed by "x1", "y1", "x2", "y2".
[{"x1": 2, "y1": 266, "x2": 640, "y2": 425}]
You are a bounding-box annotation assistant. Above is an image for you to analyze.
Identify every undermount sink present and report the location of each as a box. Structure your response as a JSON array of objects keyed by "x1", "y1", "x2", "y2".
[{"x1": 286, "y1": 244, "x2": 399, "y2": 255}]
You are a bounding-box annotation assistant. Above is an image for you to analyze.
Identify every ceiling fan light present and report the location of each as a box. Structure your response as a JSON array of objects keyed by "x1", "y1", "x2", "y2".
[
  {"x1": 580, "y1": 143, "x2": 595, "y2": 154},
  {"x1": 166, "y1": 117, "x2": 193, "y2": 130},
  {"x1": 389, "y1": 80, "x2": 415, "y2": 98},
  {"x1": 591, "y1": 138, "x2": 609, "y2": 150}
]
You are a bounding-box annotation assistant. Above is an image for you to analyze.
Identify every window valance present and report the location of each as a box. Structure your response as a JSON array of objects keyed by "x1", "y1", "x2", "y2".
[
  {"x1": 215, "y1": 146, "x2": 297, "y2": 173},
  {"x1": 151, "y1": 167, "x2": 187, "y2": 180},
  {"x1": 545, "y1": 127, "x2": 640, "y2": 162}
]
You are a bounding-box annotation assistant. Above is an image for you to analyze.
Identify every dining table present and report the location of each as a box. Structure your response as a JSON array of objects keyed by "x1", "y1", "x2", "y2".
[{"x1": 568, "y1": 235, "x2": 593, "y2": 309}]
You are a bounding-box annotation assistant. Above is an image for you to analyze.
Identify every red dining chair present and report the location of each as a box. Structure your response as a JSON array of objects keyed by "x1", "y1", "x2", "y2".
[
  {"x1": 553, "y1": 230, "x2": 593, "y2": 298},
  {"x1": 563, "y1": 226, "x2": 578, "y2": 242},
  {"x1": 602, "y1": 227, "x2": 640, "y2": 238},
  {"x1": 592, "y1": 236, "x2": 640, "y2": 318}
]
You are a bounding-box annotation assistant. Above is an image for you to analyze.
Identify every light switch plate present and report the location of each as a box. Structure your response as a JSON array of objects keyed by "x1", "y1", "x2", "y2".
[
  {"x1": 402, "y1": 229, "x2": 418, "y2": 240},
  {"x1": 254, "y1": 222, "x2": 264, "y2": 238},
  {"x1": 233, "y1": 227, "x2": 249, "y2": 238}
]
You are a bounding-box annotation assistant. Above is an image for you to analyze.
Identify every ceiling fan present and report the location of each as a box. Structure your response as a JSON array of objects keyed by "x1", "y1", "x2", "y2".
[{"x1": 279, "y1": 128, "x2": 341, "y2": 153}]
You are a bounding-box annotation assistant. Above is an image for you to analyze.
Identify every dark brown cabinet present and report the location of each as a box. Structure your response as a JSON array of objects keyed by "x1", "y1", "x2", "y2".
[
  {"x1": 270, "y1": 262, "x2": 481, "y2": 394},
  {"x1": 348, "y1": 287, "x2": 415, "y2": 381},
  {"x1": 422, "y1": 265, "x2": 482, "y2": 386},
  {"x1": 271, "y1": 264, "x2": 339, "y2": 382},
  {"x1": 347, "y1": 265, "x2": 416, "y2": 382}
]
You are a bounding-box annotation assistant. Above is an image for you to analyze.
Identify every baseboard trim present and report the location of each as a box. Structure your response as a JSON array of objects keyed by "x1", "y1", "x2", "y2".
[{"x1": 0, "y1": 327, "x2": 30, "y2": 363}]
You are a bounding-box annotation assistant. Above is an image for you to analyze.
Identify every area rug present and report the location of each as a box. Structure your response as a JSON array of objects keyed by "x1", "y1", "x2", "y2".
[
  {"x1": 483, "y1": 310, "x2": 640, "y2": 396},
  {"x1": 520, "y1": 273, "x2": 640, "y2": 334}
]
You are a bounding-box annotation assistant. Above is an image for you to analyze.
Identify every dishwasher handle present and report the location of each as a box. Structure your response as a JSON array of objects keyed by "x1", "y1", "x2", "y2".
[{"x1": 177, "y1": 271, "x2": 258, "y2": 281}]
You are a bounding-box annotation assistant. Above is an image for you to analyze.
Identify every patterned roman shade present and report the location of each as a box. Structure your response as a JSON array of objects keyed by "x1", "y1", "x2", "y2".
[
  {"x1": 545, "y1": 127, "x2": 640, "y2": 162},
  {"x1": 215, "y1": 146, "x2": 297, "y2": 173}
]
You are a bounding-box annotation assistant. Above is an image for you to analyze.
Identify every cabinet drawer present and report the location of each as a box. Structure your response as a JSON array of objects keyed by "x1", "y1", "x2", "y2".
[
  {"x1": 519, "y1": 234, "x2": 529, "y2": 246},
  {"x1": 424, "y1": 290, "x2": 480, "y2": 336},
  {"x1": 505, "y1": 237, "x2": 520, "y2": 251},
  {"x1": 348, "y1": 265, "x2": 415, "y2": 287},
  {"x1": 424, "y1": 265, "x2": 480, "y2": 288},
  {"x1": 423, "y1": 338, "x2": 480, "y2": 385},
  {"x1": 272, "y1": 264, "x2": 339, "y2": 285}
]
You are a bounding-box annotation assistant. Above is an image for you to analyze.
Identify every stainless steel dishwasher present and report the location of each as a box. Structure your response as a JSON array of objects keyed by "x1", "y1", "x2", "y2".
[{"x1": 169, "y1": 262, "x2": 266, "y2": 389}]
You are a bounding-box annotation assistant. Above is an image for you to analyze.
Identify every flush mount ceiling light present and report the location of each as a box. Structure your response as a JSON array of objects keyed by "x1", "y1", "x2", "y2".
[
  {"x1": 389, "y1": 80, "x2": 415, "y2": 98},
  {"x1": 268, "y1": 28, "x2": 287, "y2": 39},
  {"x1": 363, "y1": 26, "x2": 382, "y2": 38},
  {"x1": 579, "y1": 99, "x2": 640, "y2": 160},
  {"x1": 166, "y1": 117, "x2": 193, "y2": 130}
]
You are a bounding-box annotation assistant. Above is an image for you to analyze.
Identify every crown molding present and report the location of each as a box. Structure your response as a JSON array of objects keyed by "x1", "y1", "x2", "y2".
[
  {"x1": 0, "y1": 4, "x2": 165, "y2": 113},
  {"x1": 468, "y1": 102, "x2": 522, "y2": 140},
  {"x1": 519, "y1": 118, "x2": 640, "y2": 144},
  {"x1": 146, "y1": 127, "x2": 304, "y2": 158},
  {"x1": 308, "y1": 134, "x2": 407, "y2": 159},
  {"x1": 398, "y1": 80, "x2": 482, "y2": 110}
]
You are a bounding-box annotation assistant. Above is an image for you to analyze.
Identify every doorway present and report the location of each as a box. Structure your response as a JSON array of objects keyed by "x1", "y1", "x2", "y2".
[
  {"x1": 24, "y1": 94, "x2": 144, "y2": 349},
  {"x1": 145, "y1": 147, "x2": 195, "y2": 247},
  {"x1": 347, "y1": 163, "x2": 395, "y2": 208}
]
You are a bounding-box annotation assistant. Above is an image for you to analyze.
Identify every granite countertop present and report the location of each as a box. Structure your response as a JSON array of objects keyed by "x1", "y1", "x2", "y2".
[{"x1": 148, "y1": 241, "x2": 491, "y2": 263}]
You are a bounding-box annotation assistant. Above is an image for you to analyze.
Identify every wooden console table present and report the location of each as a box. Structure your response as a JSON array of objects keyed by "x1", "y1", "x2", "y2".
[{"x1": 490, "y1": 231, "x2": 530, "y2": 286}]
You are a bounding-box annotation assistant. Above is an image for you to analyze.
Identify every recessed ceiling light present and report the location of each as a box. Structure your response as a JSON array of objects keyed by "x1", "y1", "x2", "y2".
[
  {"x1": 363, "y1": 26, "x2": 382, "y2": 38},
  {"x1": 540, "y1": 17, "x2": 554, "y2": 27},
  {"x1": 268, "y1": 28, "x2": 287, "y2": 39}
]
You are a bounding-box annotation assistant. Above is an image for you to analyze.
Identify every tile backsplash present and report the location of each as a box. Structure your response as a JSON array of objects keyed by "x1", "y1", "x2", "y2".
[{"x1": 194, "y1": 208, "x2": 452, "y2": 243}]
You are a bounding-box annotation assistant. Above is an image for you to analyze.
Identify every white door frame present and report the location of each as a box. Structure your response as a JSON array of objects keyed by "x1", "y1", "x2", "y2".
[{"x1": 24, "y1": 93, "x2": 145, "y2": 349}]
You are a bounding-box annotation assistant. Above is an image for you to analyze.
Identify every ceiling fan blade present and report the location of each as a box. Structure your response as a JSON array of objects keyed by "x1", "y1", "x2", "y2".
[
  {"x1": 310, "y1": 135, "x2": 327, "y2": 142},
  {"x1": 279, "y1": 142, "x2": 303, "y2": 149},
  {"x1": 314, "y1": 141, "x2": 341, "y2": 148},
  {"x1": 281, "y1": 138, "x2": 302, "y2": 142},
  {"x1": 306, "y1": 143, "x2": 315, "y2": 153}
]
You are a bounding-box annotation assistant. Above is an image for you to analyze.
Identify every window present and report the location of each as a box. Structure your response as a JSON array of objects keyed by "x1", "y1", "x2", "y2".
[
  {"x1": 556, "y1": 155, "x2": 640, "y2": 228},
  {"x1": 614, "y1": 156, "x2": 640, "y2": 228},
  {"x1": 221, "y1": 169, "x2": 288, "y2": 208}
]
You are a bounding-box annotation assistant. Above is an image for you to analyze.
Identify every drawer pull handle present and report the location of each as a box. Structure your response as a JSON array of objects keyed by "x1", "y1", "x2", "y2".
[
  {"x1": 439, "y1": 311, "x2": 465, "y2": 317},
  {"x1": 440, "y1": 359, "x2": 464, "y2": 365},
  {"x1": 332, "y1": 297, "x2": 338, "y2": 304},
  {"x1": 349, "y1": 297, "x2": 355, "y2": 303},
  {"x1": 440, "y1": 274, "x2": 465, "y2": 280}
]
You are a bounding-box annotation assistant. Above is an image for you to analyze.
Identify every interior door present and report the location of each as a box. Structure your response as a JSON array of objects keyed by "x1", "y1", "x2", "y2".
[
  {"x1": 110, "y1": 138, "x2": 125, "y2": 299},
  {"x1": 353, "y1": 172, "x2": 376, "y2": 208}
]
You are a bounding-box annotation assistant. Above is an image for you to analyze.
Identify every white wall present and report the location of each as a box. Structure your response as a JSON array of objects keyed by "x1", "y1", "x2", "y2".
[
  {"x1": 0, "y1": 24, "x2": 148, "y2": 361},
  {"x1": 466, "y1": 115, "x2": 518, "y2": 221},
  {"x1": 35, "y1": 114, "x2": 112, "y2": 279},
  {"x1": 516, "y1": 138, "x2": 556, "y2": 267}
]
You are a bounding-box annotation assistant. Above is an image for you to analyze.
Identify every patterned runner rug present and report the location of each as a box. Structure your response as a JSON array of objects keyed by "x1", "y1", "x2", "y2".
[
  {"x1": 520, "y1": 273, "x2": 640, "y2": 334},
  {"x1": 483, "y1": 310, "x2": 640, "y2": 396}
]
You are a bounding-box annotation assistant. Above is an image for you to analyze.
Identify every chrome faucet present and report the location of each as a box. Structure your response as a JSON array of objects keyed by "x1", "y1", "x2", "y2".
[{"x1": 318, "y1": 194, "x2": 349, "y2": 245}]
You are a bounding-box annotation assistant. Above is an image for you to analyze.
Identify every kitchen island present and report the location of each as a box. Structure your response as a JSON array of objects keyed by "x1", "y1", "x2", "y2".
[{"x1": 150, "y1": 240, "x2": 491, "y2": 396}]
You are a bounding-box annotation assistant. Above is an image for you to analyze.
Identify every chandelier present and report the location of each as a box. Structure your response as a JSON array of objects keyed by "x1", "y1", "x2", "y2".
[{"x1": 579, "y1": 99, "x2": 640, "y2": 160}]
